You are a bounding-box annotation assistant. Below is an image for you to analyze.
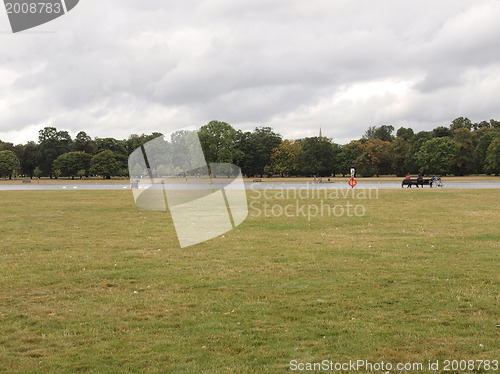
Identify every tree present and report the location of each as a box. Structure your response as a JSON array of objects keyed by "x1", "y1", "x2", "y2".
[
  {"x1": 339, "y1": 141, "x2": 364, "y2": 176},
  {"x1": 0, "y1": 150, "x2": 21, "y2": 179},
  {"x1": 90, "y1": 150, "x2": 120, "y2": 179},
  {"x1": 363, "y1": 125, "x2": 394, "y2": 142},
  {"x1": 354, "y1": 139, "x2": 391, "y2": 177},
  {"x1": 94, "y1": 137, "x2": 128, "y2": 173},
  {"x1": 396, "y1": 127, "x2": 414, "y2": 142},
  {"x1": 33, "y1": 167, "x2": 43, "y2": 178},
  {"x1": 404, "y1": 131, "x2": 432, "y2": 174},
  {"x1": 73, "y1": 131, "x2": 95, "y2": 154},
  {"x1": 450, "y1": 117, "x2": 472, "y2": 131},
  {"x1": 297, "y1": 137, "x2": 337, "y2": 177},
  {"x1": 0, "y1": 141, "x2": 15, "y2": 152},
  {"x1": 432, "y1": 126, "x2": 452, "y2": 138},
  {"x1": 52, "y1": 152, "x2": 92, "y2": 179},
  {"x1": 451, "y1": 128, "x2": 476, "y2": 175},
  {"x1": 125, "y1": 132, "x2": 163, "y2": 155},
  {"x1": 14, "y1": 141, "x2": 37, "y2": 178},
  {"x1": 36, "y1": 127, "x2": 73, "y2": 177},
  {"x1": 198, "y1": 121, "x2": 244, "y2": 167},
  {"x1": 237, "y1": 126, "x2": 282, "y2": 177},
  {"x1": 389, "y1": 137, "x2": 410, "y2": 176},
  {"x1": 267, "y1": 139, "x2": 301, "y2": 177},
  {"x1": 415, "y1": 137, "x2": 459, "y2": 175},
  {"x1": 475, "y1": 130, "x2": 500, "y2": 173},
  {"x1": 484, "y1": 138, "x2": 500, "y2": 175}
]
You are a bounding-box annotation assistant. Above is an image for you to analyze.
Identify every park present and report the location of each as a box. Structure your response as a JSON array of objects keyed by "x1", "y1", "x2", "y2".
[{"x1": 0, "y1": 185, "x2": 498, "y2": 372}]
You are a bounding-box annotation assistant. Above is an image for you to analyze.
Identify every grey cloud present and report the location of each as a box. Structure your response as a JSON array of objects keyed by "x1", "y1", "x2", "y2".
[{"x1": 1, "y1": 0, "x2": 499, "y2": 144}]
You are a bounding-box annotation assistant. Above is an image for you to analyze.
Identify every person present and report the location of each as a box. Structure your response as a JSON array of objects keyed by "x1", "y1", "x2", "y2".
[
  {"x1": 405, "y1": 173, "x2": 411, "y2": 181},
  {"x1": 417, "y1": 174, "x2": 423, "y2": 188}
]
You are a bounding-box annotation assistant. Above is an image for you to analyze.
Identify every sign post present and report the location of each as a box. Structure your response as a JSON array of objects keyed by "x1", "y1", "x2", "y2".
[{"x1": 348, "y1": 168, "x2": 357, "y2": 189}]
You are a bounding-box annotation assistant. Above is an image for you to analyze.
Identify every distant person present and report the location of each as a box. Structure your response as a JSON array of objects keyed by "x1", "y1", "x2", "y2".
[
  {"x1": 405, "y1": 174, "x2": 411, "y2": 181},
  {"x1": 417, "y1": 174, "x2": 423, "y2": 188}
]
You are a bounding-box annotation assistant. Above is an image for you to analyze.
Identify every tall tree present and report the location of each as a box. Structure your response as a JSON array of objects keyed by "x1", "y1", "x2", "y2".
[
  {"x1": 451, "y1": 128, "x2": 476, "y2": 175},
  {"x1": 484, "y1": 138, "x2": 500, "y2": 175},
  {"x1": 0, "y1": 150, "x2": 21, "y2": 179},
  {"x1": 267, "y1": 139, "x2": 301, "y2": 177},
  {"x1": 90, "y1": 150, "x2": 120, "y2": 179},
  {"x1": 450, "y1": 117, "x2": 472, "y2": 131},
  {"x1": 14, "y1": 142, "x2": 37, "y2": 178},
  {"x1": 354, "y1": 139, "x2": 391, "y2": 177},
  {"x1": 396, "y1": 127, "x2": 414, "y2": 142},
  {"x1": 36, "y1": 127, "x2": 73, "y2": 177},
  {"x1": 415, "y1": 137, "x2": 459, "y2": 175},
  {"x1": 432, "y1": 126, "x2": 452, "y2": 138},
  {"x1": 73, "y1": 131, "x2": 96, "y2": 154},
  {"x1": 339, "y1": 141, "x2": 364, "y2": 176},
  {"x1": 389, "y1": 137, "x2": 410, "y2": 176},
  {"x1": 125, "y1": 132, "x2": 163, "y2": 155},
  {"x1": 474, "y1": 129, "x2": 500, "y2": 173},
  {"x1": 363, "y1": 125, "x2": 395, "y2": 142},
  {"x1": 198, "y1": 121, "x2": 244, "y2": 166},
  {"x1": 297, "y1": 137, "x2": 336, "y2": 177},
  {"x1": 53, "y1": 152, "x2": 92, "y2": 179},
  {"x1": 94, "y1": 137, "x2": 128, "y2": 173},
  {"x1": 404, "y1": 131, "x2": 432, "y2": 174},
  {"x1": 0, "y1": 141, "x2": 15, "y2": 152},
  {"x1": 237, "y1": 126, "x2": 282, "y2": 177}
]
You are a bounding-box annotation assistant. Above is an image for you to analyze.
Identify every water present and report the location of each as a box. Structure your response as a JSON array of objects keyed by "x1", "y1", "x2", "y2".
[{"x1": 0, "y1": 181, "x2": 499, "y2": 191}]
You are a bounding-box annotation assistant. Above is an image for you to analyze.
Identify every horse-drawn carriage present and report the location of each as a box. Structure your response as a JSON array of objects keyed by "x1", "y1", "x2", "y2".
[{"x1": 401, "y1": 176, "x2": 443, "y2": 188}]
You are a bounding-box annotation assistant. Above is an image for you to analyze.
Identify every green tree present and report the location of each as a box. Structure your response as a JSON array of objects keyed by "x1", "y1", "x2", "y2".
[
  {"x1": 474, "y1": 130, "x2": 500, "y2": 174},
  {"x1": 490, "y1": 119, "x2": 500, "y2": 129},
  {"x1": 363, "y1": 125, "x2": 394, "y2": 142},
  {"x1": 450, "y1": 117, "x2": 472, "y2": 131},
  {"x1": 0, "y1": 141, "x2": 15, "y2": 152},
  {"x1": 297, "y1": 137, "x2": 337, "y2": 177},
  {"x1": 404, "y1": 131, "x2": 432, "y2": 174},
  {"x1": 36, "y1": 127, "x2": 73, "y2": 177},
  {"x1": 451, "y1": 128, "x2": 476, "y2": 175},
  {"x1": 415, "y1": 137, "x2": 459, "y2": 175},
  {"x1": 125, "y1": 132, "x2": 163, "y2": 155},
  {"x1": 198, "y1": 121, "x2": 244, "y2": 166},
  {"x1": 90, "y1": 150, "x2": 120, "y2": 179},
  {"x1": 396, "y1": 127, "x2": 414, "y2": 142},
  {"x1": 432, "y1": 126, "x2": 452, "y2": 138},
  {"x1": 484, "y1": 138, "x2": 500, "y2": 175},
  {"x1": 14, "y1": 141, "x2": 37, "y2": 178},
  {"x1": 267, "y1": 139, "x2": 301, "y2": 177},
  {"x1": 94, "y1": 137, "x2": 128, "y2": 172},
  {"x1": 339, "y1": 141, "x2": 364, "y2": 176},
  {"x1": 0, "y1": 150, "x2": 21, "y2": 179},
  {"x1": 354, "y1": 139, "x2": 391, "y2": 177},
  {"x1": 33, "y1": 167, "x2": 43, "y2": 178},
  {"x1": 52, "y1": 152, "x2": 92, "y2": 179},
  {"x1": 237, "y1": 126, "x2": 282, "y2": 177},
  {"x1": 389, "y1": 137, "x2": 410, "y2": 176},
  {"x1": 73, "y1": 131, "x2": 96, "y2": 154}
]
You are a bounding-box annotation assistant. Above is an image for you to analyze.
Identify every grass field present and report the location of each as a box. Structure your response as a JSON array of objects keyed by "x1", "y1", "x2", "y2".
[{"x1": 0, "y1": 188, "x2": 499, "y2": 373}]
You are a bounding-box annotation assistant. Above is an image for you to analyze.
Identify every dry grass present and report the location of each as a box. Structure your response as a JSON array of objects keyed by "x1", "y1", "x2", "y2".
[{"x1": 0, "y1": 188, "x2": 499, "y2": 373}]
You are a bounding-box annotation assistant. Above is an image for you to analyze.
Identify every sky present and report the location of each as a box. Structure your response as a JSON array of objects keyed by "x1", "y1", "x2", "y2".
[{"x1": 1, "y1": 0, "x2": 500, "y2": 145}]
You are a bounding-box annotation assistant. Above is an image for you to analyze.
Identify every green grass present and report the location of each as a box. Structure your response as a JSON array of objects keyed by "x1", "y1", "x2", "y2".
[{"x1": 0, "y1": 189, "x2": 499, "y2": 373}]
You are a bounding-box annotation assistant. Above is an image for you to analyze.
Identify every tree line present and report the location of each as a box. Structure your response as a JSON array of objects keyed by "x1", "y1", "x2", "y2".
[{"x1": 1, "y1": 117, "x2": 500, "y2": 179}]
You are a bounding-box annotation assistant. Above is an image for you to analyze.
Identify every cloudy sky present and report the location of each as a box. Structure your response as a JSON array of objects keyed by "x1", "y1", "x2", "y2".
[{"x1": 1, "y1": 0, "x2": 500, "y2": 145}]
